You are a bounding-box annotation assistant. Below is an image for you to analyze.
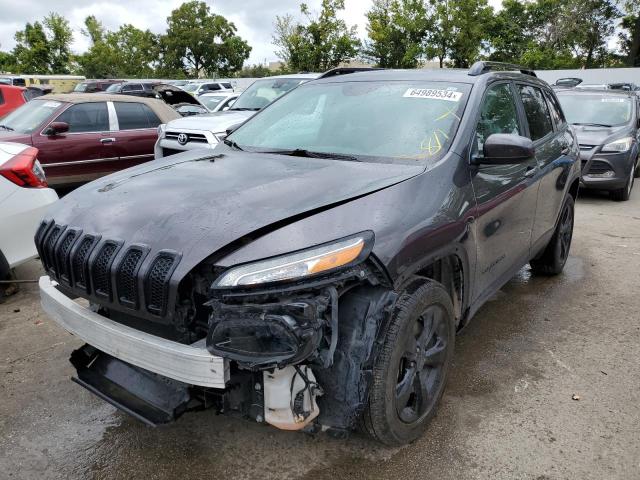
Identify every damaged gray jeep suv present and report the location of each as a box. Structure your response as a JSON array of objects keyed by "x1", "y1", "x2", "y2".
[{"x1": 38, "y1": 62, "x2": 580, "y2": 446}]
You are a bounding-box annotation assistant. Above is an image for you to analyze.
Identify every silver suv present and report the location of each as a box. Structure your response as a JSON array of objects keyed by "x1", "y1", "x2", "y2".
[{"x1": 154, "y1": 74, "x2": 320, "y2": 158}]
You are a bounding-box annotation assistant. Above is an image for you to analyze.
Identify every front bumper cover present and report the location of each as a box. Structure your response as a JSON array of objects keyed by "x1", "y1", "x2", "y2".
[{"x1": 39, "y1": 276, "x2": 229, "y2": 388}]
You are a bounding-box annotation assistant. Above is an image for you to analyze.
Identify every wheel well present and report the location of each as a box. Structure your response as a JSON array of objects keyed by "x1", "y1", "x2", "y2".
[
  {"x1": 568, "y1": 178, "x2": 579, "y2": 200},
  {"x1": 412, "y1": 255, "x2": 464, "y2": 328}
]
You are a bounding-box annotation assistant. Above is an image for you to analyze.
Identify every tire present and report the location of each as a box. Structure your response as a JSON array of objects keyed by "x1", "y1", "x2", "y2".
[
  {"x1": 530, "y1": 195, "x2": 574, "y2": 276},
  {"x1": 611, "y1": 162, "x2": 635, "y2": 201},
  {"x1": 363, "y1": 280, "x2": 455, "y2": 446},
  {"x1": 634, "y1": 154, "x2": 640, "y2": 179}
]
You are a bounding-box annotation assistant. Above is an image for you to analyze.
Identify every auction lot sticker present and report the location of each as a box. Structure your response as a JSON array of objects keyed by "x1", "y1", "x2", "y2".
[{"x1": 403, "y1": 88, "x2": 462, "y2": 102}]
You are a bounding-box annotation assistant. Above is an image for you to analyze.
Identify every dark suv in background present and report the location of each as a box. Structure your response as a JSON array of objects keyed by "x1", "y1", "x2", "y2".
[
  {"x1": 557, "y1": 89, "x2": 639, "y2": 201},
  {"x1": 38, "y1": 62, "x2": 579, "y2": 446}
]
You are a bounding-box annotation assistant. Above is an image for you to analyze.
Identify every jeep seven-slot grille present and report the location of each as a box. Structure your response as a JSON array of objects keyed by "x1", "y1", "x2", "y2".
[
  {"x1": 145, "y1": 255, "x2": 175, "y2": 316},
  {"x1": 117, "y1": 248, "x2": 144, "y2": 308},
  {"x1": 91, "y1": 241, "x2": 120, "y2": 299},
  {"x1": 36, "y1": 221, "x2": 180, "y2": 318}
]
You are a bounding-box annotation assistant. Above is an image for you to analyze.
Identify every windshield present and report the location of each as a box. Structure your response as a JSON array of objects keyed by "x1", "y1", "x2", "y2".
[
  {"x1": 200, "y1": 95, "x2": 227, "y2": 110},
  {"x1": 105, "y1": 83, "x2": 121, "y2": 93},
  {"x1": 230, "y1": 78, "x2": 307, "y2": 111},
  {"x1": 557, "y1": 94, "x2": 633, "y2": 127},
  {"x1": 74, "y1": 83, "x2": 88, "y2": 92},
  {"x1": 0, "y1": 99, "x2": 64, "y2": 133},
  {"x1": 182, "y1": 83, "x2": 199, "y2": 92},
  {"x1": 229, "y1": 81, "x2": 470, "y2": 164}
]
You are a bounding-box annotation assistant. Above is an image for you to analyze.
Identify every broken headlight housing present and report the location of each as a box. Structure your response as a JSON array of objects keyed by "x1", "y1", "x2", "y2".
[{"x1": 213, "y1": 232, "x2": 373, "y2": 288}]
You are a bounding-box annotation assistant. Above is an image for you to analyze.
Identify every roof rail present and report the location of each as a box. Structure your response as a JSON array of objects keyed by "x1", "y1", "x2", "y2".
[
  {"x1": 318, "y1": 67, "x2": 384, "y2": 79},
  {"x1": 468, "y1": 61, "x2": 536, "y2": 78}
]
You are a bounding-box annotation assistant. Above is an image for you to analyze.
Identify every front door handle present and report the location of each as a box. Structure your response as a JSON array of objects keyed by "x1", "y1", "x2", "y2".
[
  {"x1": 524, "y1": 166, "x2": 538, "y2": 178},
  {"x1": 101, "y1": 138, "x2": 116, "y2": 144},
  {"x1": 561, "y1": 146, "x2": 571, "y2": 155}
]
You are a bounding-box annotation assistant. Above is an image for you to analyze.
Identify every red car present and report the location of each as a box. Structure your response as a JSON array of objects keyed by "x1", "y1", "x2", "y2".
[
  {"x1": 0, "y1": 85, "x2": 27, "y2": 117},
  {"x1": 0, "y1": 94, "x2": 180, "y2": 186}
]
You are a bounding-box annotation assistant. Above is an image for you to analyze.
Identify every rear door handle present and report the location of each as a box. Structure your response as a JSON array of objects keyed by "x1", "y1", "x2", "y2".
[
  {"x1": 524, "y1": 166, "x2": 538, "y2": 178},
  {"x1": 101, "y1": 138, "x2": 116, "y2": 144},
  {"x1": 561, "y1": 146, "x2": 570, "y2": 155}
]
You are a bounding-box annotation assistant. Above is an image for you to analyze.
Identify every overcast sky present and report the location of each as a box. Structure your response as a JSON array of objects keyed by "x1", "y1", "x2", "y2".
[{"x1": 0, "y1": 0, "x2": 503, "y2": 65}]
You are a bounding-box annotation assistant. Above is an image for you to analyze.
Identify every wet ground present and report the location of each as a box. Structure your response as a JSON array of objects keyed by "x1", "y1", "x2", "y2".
[{"x1": 1, "y1": 187, "x2": 639, "y2": 480}]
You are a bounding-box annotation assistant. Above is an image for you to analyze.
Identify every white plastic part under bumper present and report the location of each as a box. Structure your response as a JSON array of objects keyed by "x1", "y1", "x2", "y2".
[{"x1": 39, "y1": 276, "x2": 229, "y2": 388}]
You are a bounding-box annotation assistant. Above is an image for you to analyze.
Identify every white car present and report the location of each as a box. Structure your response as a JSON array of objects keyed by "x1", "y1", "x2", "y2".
[
  {"x1": 0, "y1": 142, "x2": 58, "y2": 283},
  {"x1": 181, "y1": 81, "x2": 234, "y2": 96},
  {"x1": 155, "y1": 74, "x2": 320, "y2": 158},
  {"x1": 199, "y1": 92, "x2": 239, "y2": 112}
]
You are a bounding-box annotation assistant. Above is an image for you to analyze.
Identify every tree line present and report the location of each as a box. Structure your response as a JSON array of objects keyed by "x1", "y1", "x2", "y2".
[{"x1": 0, "y1": 0, "x2": 638, "y2": 79}]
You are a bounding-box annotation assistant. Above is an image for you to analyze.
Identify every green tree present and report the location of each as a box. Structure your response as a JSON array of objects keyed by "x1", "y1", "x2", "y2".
[
  {"x1": 273, "y1": 0, "x2": 361, "y2": 71},
  {"x1": 364, "y1": 0, "x2": 432, "y2": 68},
  {"x1": 619, "y1": 0, "x2": 640, "y2": 66},
  {"x1": 163, "y1": 1, "x2": 251, "y2": 77},
  {"x1": 107, "y1": 25, "x2": 159, "y2": 77},
  {"x1": 0, "y1": 50, "x2": 17, "y2": 73},
  {"x1": 237, "y1": 64, "x2": 273, "y2": 78},
  {"x1": 43, "y1": 13, "x2": 73, "y2": 73},
  {"x1": 427, "y1": 0, "x2": 493, "y2": 68},
  {"x1": 77, "y1": 16, "x2": 119, "y2": 78},
  {"x1": 486, "y1": 0, "x2": 533, "y2": 63},
  {"x1": 13, "y1": 22, "x2": 51, "y2": 74}
]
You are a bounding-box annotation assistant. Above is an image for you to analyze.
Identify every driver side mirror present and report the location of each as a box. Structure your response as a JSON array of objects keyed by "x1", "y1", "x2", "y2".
[
  {"x1": 43, "y1": 121, "x2": 69, "y2": 136},
  {"x1": 473, "y1": 133, "x2": 534, "y2": 165}
]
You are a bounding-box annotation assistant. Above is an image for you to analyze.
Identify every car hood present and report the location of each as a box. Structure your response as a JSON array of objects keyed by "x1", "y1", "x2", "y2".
[
  {"x1": 164, "y1": 110, "x2": 254, "y2": 133},
  {"x1": 572, "y1": 124, "x2": 632, "y2": 147},
  {"x1": 44, "y1": 149, "x2": 424, "y2": 281},
  {"x1": 0, "y1": 131, "x2": 32, "y2": 145},
  {"x1": 153, "y1": 85, "x2": 203, "y2": 107}
]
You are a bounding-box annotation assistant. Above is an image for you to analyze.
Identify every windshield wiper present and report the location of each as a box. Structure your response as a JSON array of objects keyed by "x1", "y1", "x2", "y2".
[
  {"x1": 258, "y1": 148, "x2": 360, "y2": 161},
  {"x1": 0, "y1": 124, "x2": 14, "y2": 131},
  {"x1": 229, "y1": 107, "x2": 261, "y2": 111},
  {"x1": 223, "y1": 138, "x2": 244, "y2": 151},
  {"x1": 572, "y1": 122, "x2": 612, "y2": 127}
]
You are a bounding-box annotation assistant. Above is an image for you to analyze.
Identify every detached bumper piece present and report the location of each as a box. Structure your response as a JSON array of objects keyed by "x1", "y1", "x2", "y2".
[{"x1": 71, "y1": 345, "x2": 193, "y2": 426}]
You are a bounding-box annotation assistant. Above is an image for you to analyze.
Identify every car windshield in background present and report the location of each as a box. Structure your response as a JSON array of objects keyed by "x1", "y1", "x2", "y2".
[
  {"x1": 182, "y1": 83, "x2": 199, "y2": 92},
  {"x1": 230, "y1": 78, "x2": 307, "y2": 111},
  {"x1": 0, "y1": 99, "x2": 63, "y2": 133},
  {"x1": 74, "y1": 83, "x2": 89, "y2": 92},
  {"x1": 105, "y1": 84, "x2": 121, "y2": 93},
  {"x1": 200, "y1": 95, "x2": 226, "y2": 110},
  {"x1": 557, "y1": 94, "x2": 633, "y2": 127},
  {"x1": 229, "y1": 81, "x2": 470, "y2": 164}
]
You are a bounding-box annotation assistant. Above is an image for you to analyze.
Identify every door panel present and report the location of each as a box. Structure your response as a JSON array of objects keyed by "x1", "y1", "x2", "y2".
[
  {"x1": 470, "y1": 82, "x2": 539, "y2": 300},
  {"x1": 518, "y1": 86, "x2": 570, "y2": 244},
  {"x1": 35, "y1": 102, "x2": 111, "y2": 184},
  {"x1": 110, "y1": 101, "x2": 160, "y2": 169}
]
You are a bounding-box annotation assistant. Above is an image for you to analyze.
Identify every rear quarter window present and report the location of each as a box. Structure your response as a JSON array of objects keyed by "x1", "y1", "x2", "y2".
[
  {"x1": 0, "y1": 90, "x2": 4, "y2": 105},
  {"x1": 114, "y1": 102, "x2": 161, "y2": 130}
]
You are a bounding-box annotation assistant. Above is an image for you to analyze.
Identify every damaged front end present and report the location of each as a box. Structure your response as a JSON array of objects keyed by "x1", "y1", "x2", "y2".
[{"x1": 44, "y1": 230, "x2": 397, "y2": 435}]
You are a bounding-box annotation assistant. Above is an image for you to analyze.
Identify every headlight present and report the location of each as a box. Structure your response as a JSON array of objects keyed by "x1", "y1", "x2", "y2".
[
  {"x1": 214, "y1": 233, "x2": 371, "y2": 287},
  {"x1": 157, "y1": 124, "x2": 166, "y2": 137},
  {"x1": 601, "y1": 137, "x2": 633, "y2": 153}
]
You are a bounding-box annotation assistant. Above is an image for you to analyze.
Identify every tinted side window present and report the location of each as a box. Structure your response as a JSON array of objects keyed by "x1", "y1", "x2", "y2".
[
  {"x1": 114, "y1": 102, "x2": 159, "y2": 130},
  {"x1": 222, "y1": 83, "x2": 232, "y2": 89},
  {"x1": 0, "y1": 90, "x2": 4, "y2": 105},
  {"x1": 544, "y1": 90, "x2": 566, "y2": 127},
  {"x1": 122, "y1": 84, "x2": 142, "y2": 92},
  {"x1": 206, "y1": 84, "x2": 220, "y2": 91},
  {"x1": 475, "y1": 83, "x2": 521, "y2": 152},
  {"x1": 519, "y1": 85, "x2": 554, "y2": 141},
  {"x1": 56, "y1": 103, "x2": 109, "y2": 133}
]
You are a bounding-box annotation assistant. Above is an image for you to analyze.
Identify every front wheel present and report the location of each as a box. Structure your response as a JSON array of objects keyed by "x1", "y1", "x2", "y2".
[
  {"x1": 363, "y1": 280, "x2": 455, "y2": 446},
  {"x1": 530, "y1": 195, "x2": 574, "y2": 276}
]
